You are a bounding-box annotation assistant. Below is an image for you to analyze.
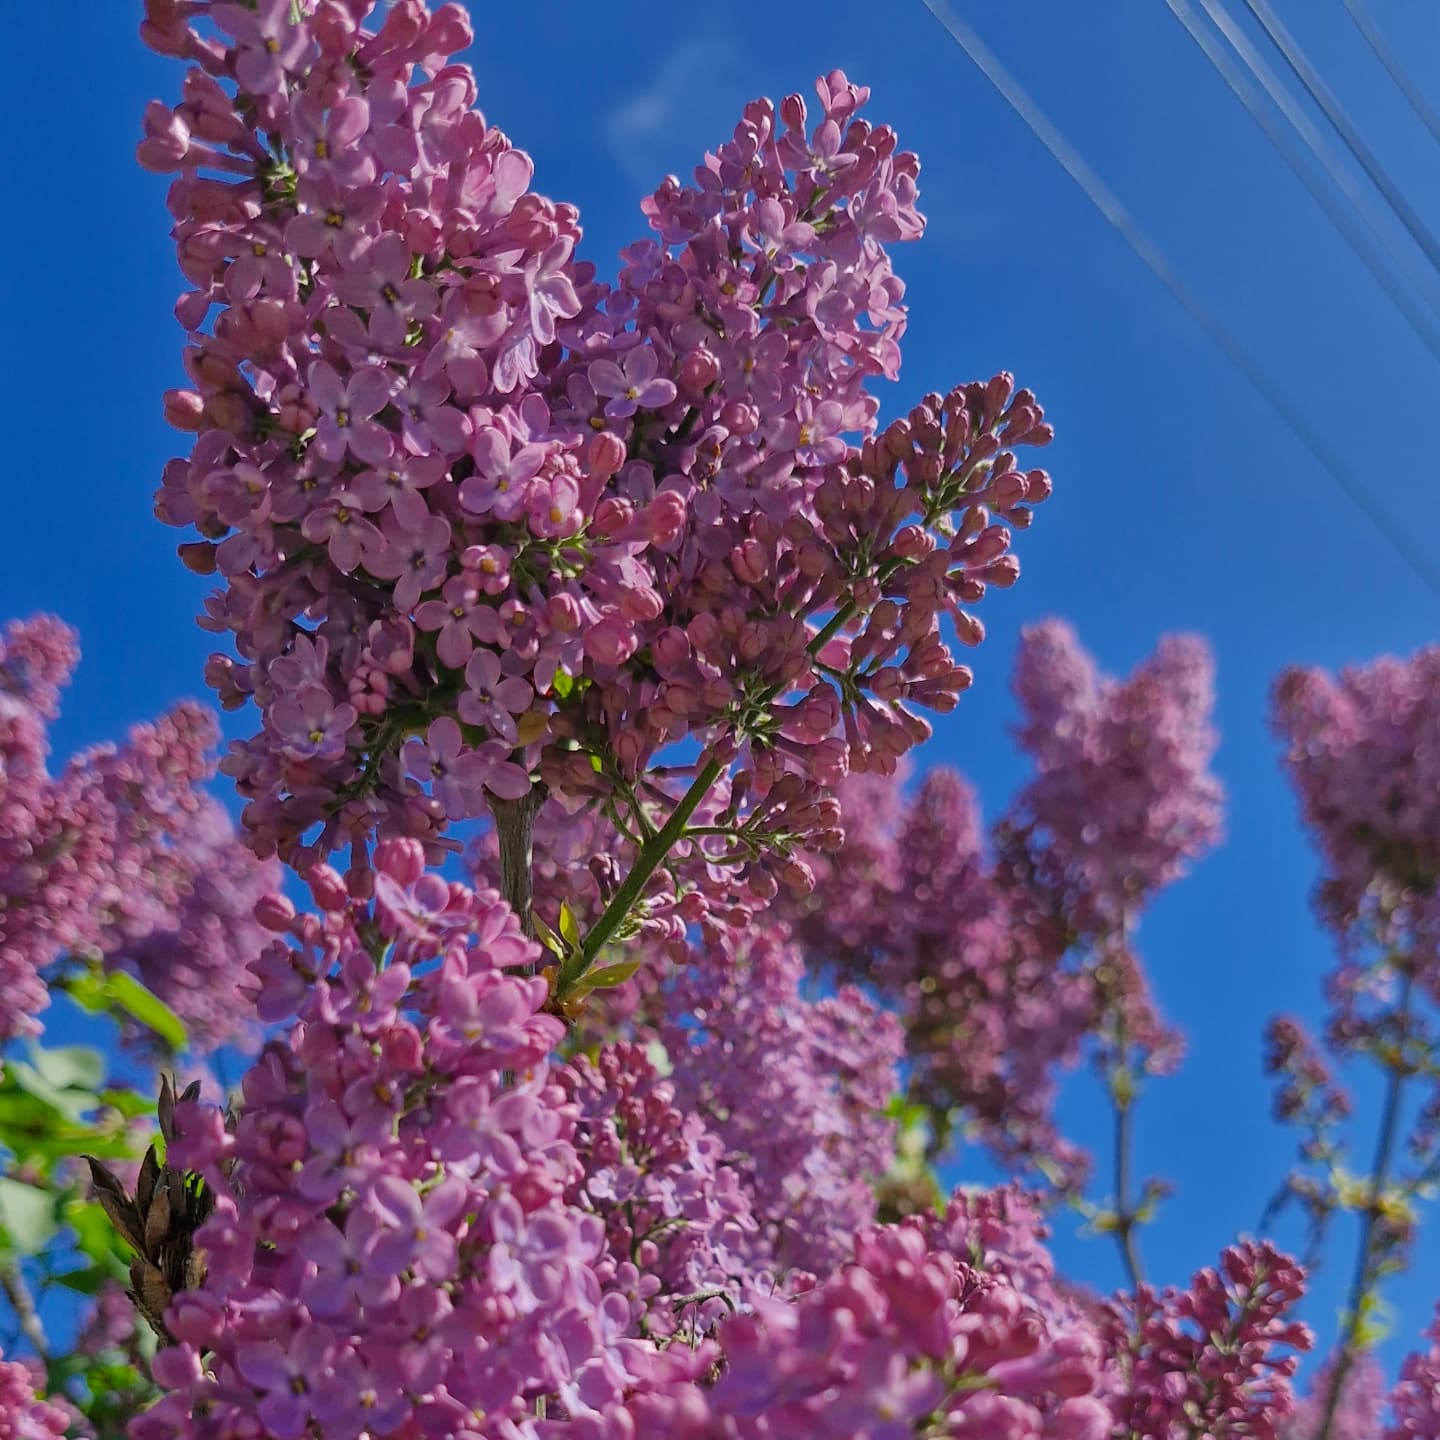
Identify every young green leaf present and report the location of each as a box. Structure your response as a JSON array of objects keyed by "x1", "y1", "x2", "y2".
[{"x1": 0, "y1": 1176, "x2": 58, "y2": 1254}]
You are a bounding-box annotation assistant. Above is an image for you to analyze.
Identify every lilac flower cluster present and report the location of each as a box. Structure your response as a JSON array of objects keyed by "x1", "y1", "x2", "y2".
[
  {"x1": 1390, "y1": 1307, "x2": 1440, "y2": 1440},
  {"x1": 1103, "y1": 1241, "x2": 1311, "y2": 1440},
  {"x1": 0, "y1": 615, "x2": 278, "y2": 1050},
  {"x1": 1281, "y1": 1353, "x2": 1385, "y2": 1440},
  {"x1": 562, "y1": 1042, "x2": 759, "y2": 1340},
  {"x1": 1006, "y1": 621, "x2": 1223, "y2": 1082},
  {"x1": 1273, "y1": 647, "x2": 1440, "y2": 998},
  {"x1": 586, "y1": 1184, "x2": 1112, "y2": 1440},
  {"x1": 1009, "y1": 620, "x2": 1223, "y2": 939},
  {"x1": 657, "y1": 928, "x2": 903, "y2": 1277},
  {"x1": 0, "y1": 1349, "x2": 71, "y2": 1440},
  {"x1": 1270, "y1": 648, "x2": 1440, "y2": 1440},
  {"x1": 142, "y1": 842, "x2": 652, "y2": 1436},
  {"x1": 142, "y1": 0, "x2": 1055, "y2": 956},
  {"x1": 783, "y1": 766, "x2": 1095, "y2": 1181}
]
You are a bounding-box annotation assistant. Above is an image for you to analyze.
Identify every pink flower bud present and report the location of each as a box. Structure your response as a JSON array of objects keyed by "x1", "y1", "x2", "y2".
[
  {"x1": 890, "y1": 524, "x2": 933, "y2": 560},
  {"x1": 652, "y1": 627, "x2": 691, "y2": 669},
  {"x1": 719, "y1": 399, "x2": 759, "y2": 436},
  {"x1": 620, "y1": 586, "x2": 663, "y2": 623},
  {"x1": 546, "y1": 593, "x2": 582, "y2": 632},
  {"x1": 253, "y1": 892, "x2": 296, "y2": 932},
  {"x1": 307, "y1": 863, "x2": 349, "y2": 914},
  {"x1": 679, "y1": 348, "x2": 721, "y2": 391},
  {"x1": 646, "y1": 491, "x2": 687, "y2": 543},
  {"x1": 164, "y1": 388, "x2": 206, "y2": 431},
  {"x1": 584, "y1": 612, "x2": 638, "y2": 666},
  {"x1": 375, "y1": 837, "x2": 427, "y2": 887},
  {"x1": 368, "y1": 617, "x2": 415, "y2": 675},
  {"x1": 593, "y1": 497, "x2": 633, "y2": 537},
  {"x1": 586, "y1": 430, "x2": 626, "y2": 481},
  {"x1": 137, "y1": 101, "x2": 191, "y2": 172},
  {"x1": 730, "y1": 540, "x2": 768, "y2": 586}
]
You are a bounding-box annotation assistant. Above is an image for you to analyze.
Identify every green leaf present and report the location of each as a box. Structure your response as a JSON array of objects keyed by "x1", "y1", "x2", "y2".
[
  {"x1": 550, "y1": 670, "x2": 574, "y2": 699},
  {"x1": 0, "y1": 1176, "x2": 58, "y2": 1253},
  {"x1": 557, "y1": 901, "x2": 581, "y2": 950},
  {"x1": 29, "y1": 1045, "x2": 105, "y2": 1093},
  {"x1": 5, "y1": 1060, "x2": 95, "y2": 1124},
  {"x1": 532, "y1": 916, "x2": 567, "y2": 960},
  {"x1": 98, "y1": 1087, "x2": 158, "y2": 1121},
  {"x1": 108, "y1": 971, "x2": 187, "y2": 1051},
  {"x1": 52, "y1": 1265, "x2": 109, "y2": 1295},
  {"x1": 572, "y1": 957, "x2": 643, "y2": 996},
  {"x1": 67, "y1": 967, "x2": 187, "y2": 1053}
]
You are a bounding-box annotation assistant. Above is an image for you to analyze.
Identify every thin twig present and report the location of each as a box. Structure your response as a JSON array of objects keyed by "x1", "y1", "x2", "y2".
[
  {"x1": 0, "y1": 1262, "x2": 49, "y2": 1359},
  {"x1": 1316, "y1": 976, "x2": 1413, "y2": 1440}
]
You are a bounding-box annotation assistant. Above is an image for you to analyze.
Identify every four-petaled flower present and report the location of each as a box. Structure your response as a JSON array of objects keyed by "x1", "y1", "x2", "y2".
[
  {"x1": 459, "y1": 650, "x2": 534, "y2": 744},
  {"x1": 403, "y1": 716, "x2": 493, "y2": 819},
  {"x1": 309, "y1": 362, "x2": 393, "y2": 466},
  {"x1": 588, "y1": 346, "x2": 677, "y2": 421}
]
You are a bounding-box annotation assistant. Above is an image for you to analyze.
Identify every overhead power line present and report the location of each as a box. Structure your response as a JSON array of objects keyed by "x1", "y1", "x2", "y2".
[
  {"x1": 1239, "y1": 0, "x2": 1440, "y2": 282},
  {"x1": 1341, "y1": 0, "x2": 1440, "y2": 154},
  {"x1": 1168, "y1": 0, "x2": 1440, "y2": 365},
  {"x1": 916, "y1": 0, "x2": 1440, "y2": 603}
]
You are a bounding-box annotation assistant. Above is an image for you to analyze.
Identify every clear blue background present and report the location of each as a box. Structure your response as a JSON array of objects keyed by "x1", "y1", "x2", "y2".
[{"x1": 5, "y1": 0, "x2": 1440, "y2": 1387}]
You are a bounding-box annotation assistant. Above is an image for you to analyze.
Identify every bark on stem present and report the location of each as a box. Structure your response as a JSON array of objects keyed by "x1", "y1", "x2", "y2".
[{"x1": 489, "y1": 790, "x2": 540, "y2": 943}]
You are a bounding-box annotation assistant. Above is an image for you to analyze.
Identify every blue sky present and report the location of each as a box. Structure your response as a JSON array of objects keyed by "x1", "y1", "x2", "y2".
[{"x1": 6, "y1": 0, "x2": 1440, "y2": 1379}]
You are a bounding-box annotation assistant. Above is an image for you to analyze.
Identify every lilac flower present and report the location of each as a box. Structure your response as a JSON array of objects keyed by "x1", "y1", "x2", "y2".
[
  {"x1": 212, "y1": 0, "x2": 309, "y2": 96},
  {"x1": 311, "y1": 1351, "x2": 409, "y2": 1440},
  {"x1": 297, "y1": 1223, "x2": 399, "y2": 1318},
  {"x1": 354, "y1": 1174, "x2": 468, "y2": 1282},
  {"x1": 300, "y1": 492, "x2": 382, "y2": 573},
  {"x1": 290, "y1": 94, "x2": 375, "y2": 188},
  {"x1": 403, "y1": 716, "x2": 492, "y2": 819},
  {"x1": 308, "y1": 362, "x2": 393, "y2": 466},
  {"x1": 348, "y1": 452, "x2": 446, "y2": 533},
  {"x1": 363, "y1": 511, "x2": 451, "y2": 612},
  {"x1": 234, "y1": 1330, "x2": 336, "y2": 1439},
  {"x1": 458, "y1": 649, "x2": 533, "y2": 744},
  {"x1": 334, "y1": 234, "x2": 438, "y2": 350},
  {"x1": 287, "y1": 180, "x2": 385, "y2": 263},
  {"x1": 295, "y1": 1098, "x2": 392, "y2": 1204},
  {"x1": 421, "y1": 287, "x2": 505, "y2": 398},
  {"x1": 486, "y1": 1192, "x2": 597, "y2": 1312},
  {"x1": 588, "y1": 346, "x2": 678, "y2": 421},
  {"x1": 270, "y1": 684, "x2": 357, "y2": 762},
  {"x1": 750, "y1": 196, "x2": 816, "y2": 264},
  {"x1": 525, "y1": 472, "x2": 581, "y2": 539},
  {"x1": 490, "y1": 238, "x2": 581, "y2": 396},
  {"x1": 415, "y1": 576, "x2": 490, "y2": 669},
  {"x1": 459, "y1": 429, "x2": 545, "y2": 521},
  {"x1": 770, "y1": 395, "x2": 848, "y2": 467},
  {"x1": 392, "y1": 372, "x2": 470, "y2": 457}
]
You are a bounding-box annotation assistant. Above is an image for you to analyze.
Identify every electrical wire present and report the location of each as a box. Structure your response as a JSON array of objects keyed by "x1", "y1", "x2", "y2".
[
  {"x1": 1169, "y1": 0, "x2": 1440, "y2": 364},
  {"x1": 916, "y1": 0, "x2": 1440, "y2": 602},
  {"x1": 1341, "y1": 0, "x2": 1440, "y2": 154},
  {"x1": 1239, "y1": 0, "x2": 1440, "y2": 281}
]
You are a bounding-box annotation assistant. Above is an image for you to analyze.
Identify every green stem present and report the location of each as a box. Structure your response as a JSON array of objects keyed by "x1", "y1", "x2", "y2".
[
  {"x1": 1112, "y1": 1089, "x2": 1146, "y2": 1292},
  {"x1": 562, "y1": 756, "x2": 724, "y2": 993},
  {"x1": 1315, "y1": 975, "x2": 1413, "y2": 1440}
]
